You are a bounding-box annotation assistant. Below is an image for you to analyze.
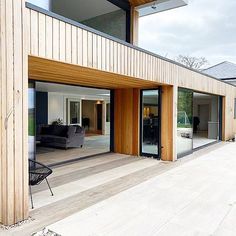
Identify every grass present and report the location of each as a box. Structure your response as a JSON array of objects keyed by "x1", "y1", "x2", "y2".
[{"x1": 28, "y1": 113, "x2": 35, "y2": 136}]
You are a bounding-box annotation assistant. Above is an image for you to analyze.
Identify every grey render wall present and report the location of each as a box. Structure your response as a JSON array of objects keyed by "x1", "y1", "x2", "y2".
[{"x1": 81, "y1": 10, "x2": 126, "y2": 41}]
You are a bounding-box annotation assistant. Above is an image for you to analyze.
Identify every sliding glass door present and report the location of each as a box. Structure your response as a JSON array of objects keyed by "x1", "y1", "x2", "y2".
[
  {"x1": 177, "y1": 88, "x2": 222, "y2": 158},
  {"x1": 177, "y1": 88, "x2": 193, "y2": 157},
  {"x1": 28, "y1": 81, "x2": 36, "y2": 160},
  {"x1": 140, "y1": 89, "x2": 160, "y2": 158}
]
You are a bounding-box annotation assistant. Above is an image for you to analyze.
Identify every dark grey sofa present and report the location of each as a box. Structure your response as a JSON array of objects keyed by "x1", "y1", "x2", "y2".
[{"x1": 37, "y1": 125, "x2": 85, "y2": 149}]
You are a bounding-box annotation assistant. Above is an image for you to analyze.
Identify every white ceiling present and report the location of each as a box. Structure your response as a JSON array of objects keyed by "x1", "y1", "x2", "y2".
[
  {"x1": 52, "y1": 0, "x2": 120, "y2": 22},
  {"x1": 36, "y1": 82, "x2": 110, "y2": 98},
  {"x1": 137, "y1": 0, "x2": 188, "y2": 17}
]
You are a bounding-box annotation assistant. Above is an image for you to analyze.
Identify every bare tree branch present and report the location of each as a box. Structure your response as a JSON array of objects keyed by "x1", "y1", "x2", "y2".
[{"x1": 175, "y1": 55, "x2": 208, "y2": 70}]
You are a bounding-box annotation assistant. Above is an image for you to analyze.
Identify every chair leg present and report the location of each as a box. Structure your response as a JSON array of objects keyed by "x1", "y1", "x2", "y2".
[
  {"x1": 45, "y1": 178, "x2": 54, "y2": 196},
  {"x1": 29, "y1": 185, "x2": 34, "y2": 209}
]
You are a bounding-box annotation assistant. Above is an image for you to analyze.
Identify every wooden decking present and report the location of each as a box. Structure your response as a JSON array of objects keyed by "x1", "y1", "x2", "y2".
[{"x1": 2, "y1": 153, "x2": 161, "y2": 235}]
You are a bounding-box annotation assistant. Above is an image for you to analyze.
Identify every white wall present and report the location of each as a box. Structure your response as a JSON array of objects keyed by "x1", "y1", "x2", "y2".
[
  {"x1": 48, "y1": 93, "x2": 64, "y2": 124},
  {"x1": 47, "y1": 92, "x2": 110, "y2": 129},
  {"x1": 193, "y1": 97, "x2": 219, "y2": 122}
]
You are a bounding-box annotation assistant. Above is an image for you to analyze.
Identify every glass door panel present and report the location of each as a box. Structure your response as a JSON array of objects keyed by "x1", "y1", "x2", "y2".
[
  {"x1": 141, "y1": 89, "x2": 159, "y2": 157},
  {"x1": 177, "y1": 88, "x2": 193, "y2": 157},
  {"x1": 67, "y1": 99, "x2": 81, "y2": 125},
  {"x1": 28, "y1": 81, "x2": 36, "y2": 160}
]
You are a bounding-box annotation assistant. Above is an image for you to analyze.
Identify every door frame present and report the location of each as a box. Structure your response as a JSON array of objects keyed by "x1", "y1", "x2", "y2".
[{"x1": 139, "y1": 88, "x2": 161, "y2": 159}]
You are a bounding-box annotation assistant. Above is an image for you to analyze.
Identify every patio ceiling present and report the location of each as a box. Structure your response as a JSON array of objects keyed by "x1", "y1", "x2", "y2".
[
  {"x1": 129, "y1": 0, "x2": 155, "y2": 7},
  {"x1": 132, "y1": 0, "x2": 188, "y2": 17},
  {"x1": 29, "y1": 56, "x2": 160, "y2": 89}
]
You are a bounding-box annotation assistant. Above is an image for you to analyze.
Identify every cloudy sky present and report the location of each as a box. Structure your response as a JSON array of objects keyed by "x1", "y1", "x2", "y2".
[{"x1": 139, "y1": 0, "x2": 236, "y2": 67}]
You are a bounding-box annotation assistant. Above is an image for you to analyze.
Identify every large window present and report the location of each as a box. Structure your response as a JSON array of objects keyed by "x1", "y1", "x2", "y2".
[
  {"x1": 28, "y1": 82, "x2": 36, "y2": 160},
  {"x1": 177, "y1": 89, "x2": 193, "y2": 156},
  {"x1": 28, "y1": 81, "x2": 112, "y2": 166},
  {"x1": 193, "y1": 92, "x2": 220, "y2": 149},
  {"x1": 177, "y1": 88, "x2": 222, "y2": 157},
  {"x1": 141, "y1": 89, "x2": 160, "y2": 158},
  {"x1": 67, "y1": 99, "x2": 81, "y2": 125},
  {"x1": 27, "y1": 0, "x2": 130, "y2": 42}
]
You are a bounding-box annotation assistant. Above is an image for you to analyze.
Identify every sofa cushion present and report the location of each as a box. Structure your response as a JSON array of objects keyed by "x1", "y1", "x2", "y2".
[
  {"x1": 52, "y1": 125, "x2": 68, "y2": 137},
  {"x1": 41, "y1": 126, "x2": 54, "y2": 135},
  {"x1": 41, "y1": 135, "x2": 69, "y2": 144},
  {"x1": 75, "y1": 125, "x2": 84, "y2": 134},
  {"x1": 67, "y1": 126, "x2": 77, "y2": 138}
]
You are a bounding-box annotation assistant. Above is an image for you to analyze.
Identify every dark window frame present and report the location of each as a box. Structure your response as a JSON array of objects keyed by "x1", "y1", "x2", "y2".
[{"x1": 139, "y1": 88, "x2": 162, "y2": 159}]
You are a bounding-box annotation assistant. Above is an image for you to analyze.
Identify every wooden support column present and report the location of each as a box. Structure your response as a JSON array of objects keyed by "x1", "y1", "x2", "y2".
[
  {"x1": 161, "y1": 85, "x2": 177, "y2": 161},
  {"x1": 114, "y1": 88, "x2": 140, "y2": 156},
  {"x1": 130, "y1": 7, "x2": 139, "y2": 46},
  {"x1": 0, "y1": 0, "x2": 29, "y2": 225}
]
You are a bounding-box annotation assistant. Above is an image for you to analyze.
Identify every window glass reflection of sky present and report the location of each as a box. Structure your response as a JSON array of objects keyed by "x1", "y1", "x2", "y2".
[{"x1": 28, "y1": 88, "x2": 35, "y2": 109}]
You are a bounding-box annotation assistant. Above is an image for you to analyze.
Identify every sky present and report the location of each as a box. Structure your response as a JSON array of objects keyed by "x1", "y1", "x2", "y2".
[{"x1": 139, "y1": 0, "x2": 236, "y2": 68}]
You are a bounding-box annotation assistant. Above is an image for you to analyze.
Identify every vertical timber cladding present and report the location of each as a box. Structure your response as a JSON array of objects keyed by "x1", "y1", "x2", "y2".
[
  {"x1": 0, "y1": 0, "x2": 28, "y2": 225},
  {"x1": 161, "y1": 85, "x2": 177, "y2": 161},
  {"x1": 114, "y1": 89, "x2": 140, "y2": 155}
]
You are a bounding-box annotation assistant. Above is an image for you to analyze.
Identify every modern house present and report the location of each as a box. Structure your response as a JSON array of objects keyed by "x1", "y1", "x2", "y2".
[
  {"x1": 1, "y1": 0, "x2": 236, "y2": 226},
  {"x1": 203, "y1": 61, "x2": 236, "y2": 86}
]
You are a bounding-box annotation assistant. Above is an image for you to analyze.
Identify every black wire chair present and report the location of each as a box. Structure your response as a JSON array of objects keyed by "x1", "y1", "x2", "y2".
[{"x1": 29, "y1": 159, "x2": 54, "y2": 209}]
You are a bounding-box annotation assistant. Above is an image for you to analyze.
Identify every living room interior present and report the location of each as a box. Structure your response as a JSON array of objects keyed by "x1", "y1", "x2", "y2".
[
  {"x1": 192, "y1": 92, "x2": 220, "y2": 149},
  {"x1": 29, "y1": 81, "x2": 111, "y2": 166},
  {"x1": 177, "y1": 89, "x2": 221, "y2": 157}
]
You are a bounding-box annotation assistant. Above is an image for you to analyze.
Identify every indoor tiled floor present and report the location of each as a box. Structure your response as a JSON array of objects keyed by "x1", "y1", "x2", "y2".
[{"x1": 36, "y1": 135, "x2": 110, "y2": 165}]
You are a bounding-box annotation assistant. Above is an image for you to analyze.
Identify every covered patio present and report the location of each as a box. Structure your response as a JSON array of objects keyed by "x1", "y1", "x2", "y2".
[
  {"x1": 3, "y1": 153, "x2": 161, "y2": 235},
  {"x1": 2, "y1": 142, "x2": 233, "y2": 235}
]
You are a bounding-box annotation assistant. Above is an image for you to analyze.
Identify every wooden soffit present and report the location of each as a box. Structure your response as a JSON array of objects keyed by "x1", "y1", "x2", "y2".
[
  {"x1": 129, "y1": 0, "x2": 155, "y2": 7},
  {"x1": 29, "y1": 56, "x2": 160, "y2": 89}
]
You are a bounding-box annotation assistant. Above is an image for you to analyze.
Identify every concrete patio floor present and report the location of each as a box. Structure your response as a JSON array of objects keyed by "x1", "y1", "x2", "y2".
[
  {"x1": 1, "y1": 142, "x2": 236, "y2": 235},
  {"x1": 47, "y1": 142, "x2": 236, "y2": 236}
]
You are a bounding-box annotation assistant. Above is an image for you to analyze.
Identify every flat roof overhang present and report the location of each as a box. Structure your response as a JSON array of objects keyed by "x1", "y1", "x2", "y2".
[
  {"x1": 136, "y1": 0, "x2": 188, "y2": 17},
  {"x1": 29, "y1": 56, "x2": 161, "y2": 89}
]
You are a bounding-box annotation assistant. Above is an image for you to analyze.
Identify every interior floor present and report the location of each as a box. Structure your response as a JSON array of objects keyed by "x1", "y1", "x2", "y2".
[
  {"x1": 193, "y1": 131, "x2": 217, "y2": 149},
  {"x1": 36, "y1": 135, "x2": 110, "y2": 166},
  {"x1": 142, "y1": 143, "x2": 158, "y2": 156}
]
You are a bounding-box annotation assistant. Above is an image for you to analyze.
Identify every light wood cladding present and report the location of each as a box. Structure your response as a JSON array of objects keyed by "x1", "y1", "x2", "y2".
[
  {"x1": 131, "y1": 8, "x2": 139, "y2": 45},
  {"x1": 27, "y1": 8, "x2": 236, "y2": 141},
  {"x1": 161, "y1": 86, "x2": 176, "y2": 161},
  {"x1": 114, "y1": 89, "x2": 140, "y2": 155},
  {"x1": 29, "y1": 56, "x2": 159, "y2": 89},
  {"x1": 0, "y1": 0, "x2": 28, "y2": 225}
]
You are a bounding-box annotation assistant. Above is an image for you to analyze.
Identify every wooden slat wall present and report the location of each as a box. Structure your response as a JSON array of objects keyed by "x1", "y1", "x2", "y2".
[
  {"x1": 26, "y1": 8, "x2": 236, "y2": 141},
  {"x1": 0, "y1": 0, "x2": 28, "y2": 225},
  {"x1": 161, "y1": 85, "x2": 178, "y2": 161},
  {"x1": 114, "y1": 89, "x2": 140, "y2": 155},
  {"x1": 130, "y1": 8, "x2": 139, "y2": 45}
]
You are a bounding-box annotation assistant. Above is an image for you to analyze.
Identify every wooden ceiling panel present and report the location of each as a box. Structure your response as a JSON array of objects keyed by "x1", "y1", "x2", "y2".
[
  {"x1": 29, "y1": 56, "x2": 160, "y2": 89},
  {"x1": 129, "y1": 0, "x2": 155, "y2": 7}
]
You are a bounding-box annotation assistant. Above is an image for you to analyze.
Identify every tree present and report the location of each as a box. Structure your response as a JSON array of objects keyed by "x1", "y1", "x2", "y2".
[{"x1": 175, "y1": 55, "x2": 208, "y2": 70}]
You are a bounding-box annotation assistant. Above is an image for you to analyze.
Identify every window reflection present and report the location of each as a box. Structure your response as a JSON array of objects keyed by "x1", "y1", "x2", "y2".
[
  {"x1": 142, "y1": 90, "x2": 159, "y2": 156},
  {"x1": 177, "y1": 89, "x2": 193, "y2": 156}
]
